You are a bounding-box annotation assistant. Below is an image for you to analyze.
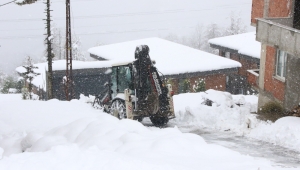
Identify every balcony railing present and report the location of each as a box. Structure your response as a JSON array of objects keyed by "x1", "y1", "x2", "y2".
[{"x1": 256, "y1": 18, "x2": 300, "y2": 57}]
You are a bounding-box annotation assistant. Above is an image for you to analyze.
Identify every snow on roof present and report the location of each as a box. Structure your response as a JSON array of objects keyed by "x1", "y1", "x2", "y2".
[
  {"x1": 208, "y1": 32, "x2": 261, "y2": 59},
  {"x1": 16, "y1": 60, "x2": 113, "y2": 91},
  {"x1": 88, "y1": 37, "x2": 241, "y2": 75}
]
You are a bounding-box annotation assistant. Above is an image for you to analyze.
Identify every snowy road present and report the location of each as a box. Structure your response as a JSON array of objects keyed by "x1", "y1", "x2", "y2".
[
  {"x1": 179, "y1": 126, "x2": 300, "y2": 169},
  {"x1": 143, "y1": 116, "x2": 300, "y2": 168}
]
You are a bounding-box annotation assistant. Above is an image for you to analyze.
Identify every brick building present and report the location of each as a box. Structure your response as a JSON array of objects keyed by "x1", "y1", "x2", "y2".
[
  {"x1": 252, "y1": 0, "x2": 300, "y2": 111},
  {"x1": 209, "y1": 32, "x2": 261, "y2": 94},
  {"x1": 88, "y1": 37, "x2": 241, "y2": 94},
  {"x1": 16, "y1": 38, "x2": 241, "y2": 100},
  {"x1": 16, "y1": 60, "x2": 113, "y2": 100}
]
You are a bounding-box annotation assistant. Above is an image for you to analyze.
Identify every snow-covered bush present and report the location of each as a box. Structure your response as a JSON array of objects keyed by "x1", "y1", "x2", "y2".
[
  {"x1": 193, "y1": 78, "x2": 206, "y2": 92},
  {"x1": 259, "y1": 101, "x2": 284, "y2": 121},
  {"x1": 180, "y1": 79, "x2": 190, "y2": 93}
]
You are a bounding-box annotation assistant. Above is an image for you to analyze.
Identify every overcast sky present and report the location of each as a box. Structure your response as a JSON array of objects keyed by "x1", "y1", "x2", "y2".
[{"x1": 0, "y1": 0, "x2": 253, "y2": 74}]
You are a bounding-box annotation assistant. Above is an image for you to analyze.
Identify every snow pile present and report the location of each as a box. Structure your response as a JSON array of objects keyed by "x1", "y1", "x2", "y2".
[
  {"x1": 201, "y1": 89, "x2": 234, "y2": 107},
  {"x1": 208, "y1": 32, "x2": 261, "y2": 59},
  {"x1": 174, "y1": 91, "x2": 258, "y2": 133},
  {"x1": 0, "y1": 97, "x2": 100, "y2": 156},
  {"x1": 173, "y1": 90, "x2": 300, "y2": 152},
  {"x1": 0, "y1": 94, "x2": 286, "y2": 169},
  {"x1": 0, "y1": 94, "x2": 21, "y2": 102},
  {"x1": 79, "y1": 94, "x2": 95, "y2": 104},
  {"x1": 249, "y1": 117, "x2": 300, "y2": 152}
]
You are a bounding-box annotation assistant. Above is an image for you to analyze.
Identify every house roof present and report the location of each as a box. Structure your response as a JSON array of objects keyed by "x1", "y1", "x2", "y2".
[
  {"x1": 88, "y1": 37, "x2": 241, "y2": 75},
  {"x1": 208, "y1": 32, "x2": 261, "y2": 59}
]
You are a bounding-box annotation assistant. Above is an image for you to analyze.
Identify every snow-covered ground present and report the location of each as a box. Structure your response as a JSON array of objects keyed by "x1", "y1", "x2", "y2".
[
  {"x1": 0, "y1": 91, "x2": 299, "y2": 169},
  {"x1": 173, "y1": 90, "x2": 300, "y2": 153}
]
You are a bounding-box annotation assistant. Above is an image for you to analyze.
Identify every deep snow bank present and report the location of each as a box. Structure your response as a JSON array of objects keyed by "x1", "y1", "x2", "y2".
[
  {"x1": 0, "y1": 96, "x2": 100, "y2": 156},
  {"x1": 0, "y1": 94, "x2": 287, "y2": 170},
  {"x1": 173, "y1": 90, "x2": 300, "y2": 152},
  {"x1": 248, "y1": 117, "x2": 300, "y2": 152}
]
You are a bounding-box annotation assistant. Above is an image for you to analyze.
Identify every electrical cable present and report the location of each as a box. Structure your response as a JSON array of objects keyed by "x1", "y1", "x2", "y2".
[{"x1": 0, "y1": 3, "x2": 250, "y2": 22}]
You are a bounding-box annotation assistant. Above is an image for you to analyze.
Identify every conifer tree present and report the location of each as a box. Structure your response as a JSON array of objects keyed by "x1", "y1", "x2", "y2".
[{"x1": 22, "y1": 56, "x2": 40, "y2": 100}]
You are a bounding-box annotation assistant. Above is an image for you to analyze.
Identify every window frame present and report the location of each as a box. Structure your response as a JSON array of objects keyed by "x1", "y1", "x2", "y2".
[
  {"x1": 225, "y1": 52, "x2": 230, "y2": 59},
  {"x1": 275, "y1": 49, "x2": 287, "y2": 81}
]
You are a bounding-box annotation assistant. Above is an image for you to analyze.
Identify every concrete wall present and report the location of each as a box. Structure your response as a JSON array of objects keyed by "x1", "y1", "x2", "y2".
[
  {"x1": 256, "y1": 18, "x2": 300, "y2": 58},
  {"x1": 284, "y1": 55, "x2": 300, "y2": 110}
]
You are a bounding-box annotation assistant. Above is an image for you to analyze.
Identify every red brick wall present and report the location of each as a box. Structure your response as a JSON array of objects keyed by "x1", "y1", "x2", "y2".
[
  {"x1": 170, "y1": 73, "x2": 226, "y2": 94},
  {"x1": 268, "y1": 0, "x2": 292, "y2": 17},
  {"x1": 251, "y1": 0, "x2": 292, "y2": 25},
  {"x1": 228, "y1": 53, "x2": 259, "y2": 77},
  {"x1": 247, "y1": 72, "x2": 259, "y2": 88},
  {"x1": 264, "y1": 46, "x2": 285, "y2": 101},
  {"x1": 251, "y1": 0, "x2": 264, "y2": 24},
  {"x1": 169, "y1": 79, "x2": 179, "y2": 94},
  {"x1": 205, "y1": 74, "x2": 226, "y2": 91},
  {"x1": 189, "y1": 74, "x2": 226, "y2": 92}
]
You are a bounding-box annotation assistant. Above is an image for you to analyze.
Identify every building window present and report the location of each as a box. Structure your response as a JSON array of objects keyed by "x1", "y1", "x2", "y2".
[
  {"x1": 275, "y1": 50, "x2": 287, "y2": 79},
  {"x1": 225, "y1": 52, "x2": 230, "y2": 58}
]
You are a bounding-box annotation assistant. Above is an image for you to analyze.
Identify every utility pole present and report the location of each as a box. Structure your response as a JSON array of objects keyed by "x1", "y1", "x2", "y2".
[
  {"x1": 65, "y1": 0, "x2": 73, "y2": 101},
  {"x1": 58, "y1": 30, "x2": 62, "y2": 59},
  {"x1": 44, "y1": 0, "x2": 53, "y2": 99}
]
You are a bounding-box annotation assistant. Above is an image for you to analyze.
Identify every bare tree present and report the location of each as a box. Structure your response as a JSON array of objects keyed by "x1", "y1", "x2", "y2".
[
  {"x1": 224, "y1": 12, "x2": 247, "y2": 36},
  {"x1": 202, "y1": 23, "x2": 222, "y2": 54},
  {"x1": 189, "y1": 24, "x2": 204, "y2": 50},
  {"x1": 51, "y1": 27, "x2": 64, "y2": 60},
  {"x1": 72, "y1": 35, "x2": 86, "y2": 61}
]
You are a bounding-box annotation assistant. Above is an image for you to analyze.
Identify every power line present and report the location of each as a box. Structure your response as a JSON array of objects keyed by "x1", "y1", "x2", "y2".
[
  {"x1": 0, "y1": 16, "x2": 212, "y2": 32},
  {"x1": 0, "y1": 0, "x2": 16, "y2": 7},
  {"x1": 0, "y1": 3, "x2": 250, "y2": 23},
  {"x1": 0, "y1": 26, "x2": 194, "y2": 39}
]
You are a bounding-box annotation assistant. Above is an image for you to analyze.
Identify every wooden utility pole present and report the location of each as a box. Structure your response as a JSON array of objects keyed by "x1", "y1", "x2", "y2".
[
  {"x1": 65, "y1": 0, "x2": 73, "y2": 101},
  {"x1": 45, "y1": 0, "x2": 53, "y2": 99}
]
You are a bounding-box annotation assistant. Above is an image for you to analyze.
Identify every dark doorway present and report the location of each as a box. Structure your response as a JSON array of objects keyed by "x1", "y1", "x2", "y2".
[{"x1": 293, "y1": 0, "x2": 300, "y2": 29}]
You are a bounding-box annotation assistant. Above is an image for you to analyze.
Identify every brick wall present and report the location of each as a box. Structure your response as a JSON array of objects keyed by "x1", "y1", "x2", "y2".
[
  {"x1": 189, "y1": 74, "x2": 226, "y2": 92},
  {"x1": 268, "y1": 0, "x2": 292, "y2": 17},
  {"x1": 251, "y1": 0, "x2": 264, "y2": 24},
  {"x1": 251, "y1": 0, "x2": 292, "y2": 25},
  {"x1": 247, "y1": 71, "x2": 259, "y2": 88},
  {"x1": 229, "y1": 53, "x2": 259, "y2": 77},
  {"x1": 263, "y1": 46, "x2": 285, "y2": 101},
  {"x1": 170, "y1": 73, "x2": 226, "y2": 94}
]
